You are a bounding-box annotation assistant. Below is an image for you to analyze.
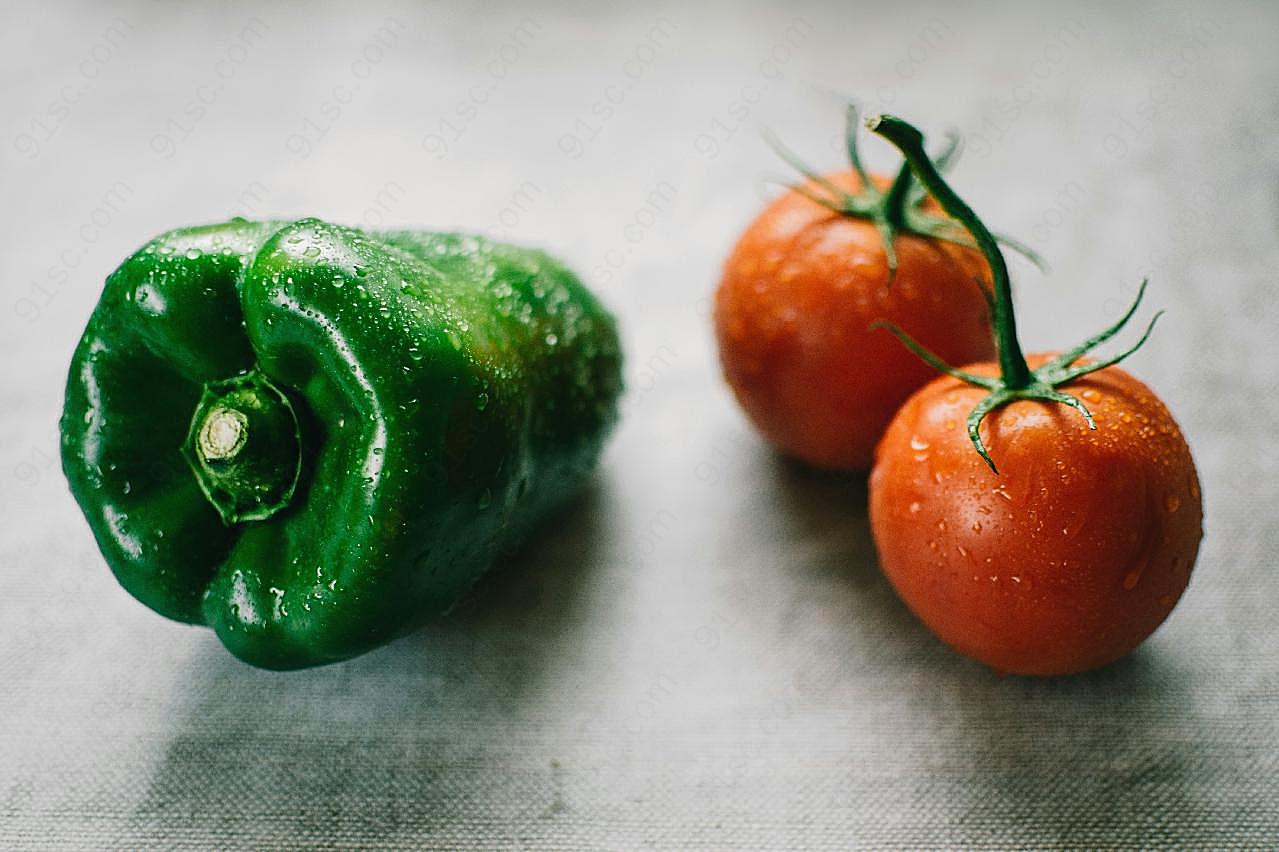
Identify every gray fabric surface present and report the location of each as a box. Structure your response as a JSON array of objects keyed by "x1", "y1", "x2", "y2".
[{"x1": 2, "y1": 0, "x2": 1277, "y2": 848}]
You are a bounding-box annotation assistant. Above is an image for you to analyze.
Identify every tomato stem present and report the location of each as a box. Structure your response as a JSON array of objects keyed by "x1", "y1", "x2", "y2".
[
  {"x1": 866, "y1": 114, "x2": 1033, "y2": 390},
  {"x1": 882, "y1": 160, "x2": 913, "y2": 232},
  {"x1": 864, "y1": 113, "x2": 1164, "y2": 474}
]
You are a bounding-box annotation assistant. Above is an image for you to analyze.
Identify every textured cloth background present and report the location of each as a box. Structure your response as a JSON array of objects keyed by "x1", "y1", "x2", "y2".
[{"x1": 2, "y1": 0, "x2": 1277, "y2": 848}]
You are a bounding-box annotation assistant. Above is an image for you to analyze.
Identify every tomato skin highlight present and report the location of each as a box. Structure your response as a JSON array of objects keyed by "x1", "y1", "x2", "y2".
[
  {"x1": 714, "y1": 171, "x2": 995, "y2": 471},
  {"x1": 868, "y1": 355, "x2": 1203, "y2": 676}
]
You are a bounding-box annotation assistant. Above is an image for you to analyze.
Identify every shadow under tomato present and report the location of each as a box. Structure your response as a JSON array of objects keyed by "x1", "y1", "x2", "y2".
[
  {"x1": 932, "y1": 646, "x2": 1231, "y2": 847},
  {"x1": 121, "y1": 479, "x2": 615, "y2": 846},
  {"x1": 749, "y1": 449, "x2": 949, "y2": 658},
  {"x1": 753, "y1": 446, "x2": 1233, "y2": 845}
]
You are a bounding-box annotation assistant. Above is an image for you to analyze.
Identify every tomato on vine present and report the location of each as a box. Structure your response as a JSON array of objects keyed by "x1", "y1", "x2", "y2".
[
  {"x1": 865, "y1": 114, "x2": 1203, "y2": 677},
  {"x1": 714, "y1": 106, "x2": 1041, "y2": 471}
]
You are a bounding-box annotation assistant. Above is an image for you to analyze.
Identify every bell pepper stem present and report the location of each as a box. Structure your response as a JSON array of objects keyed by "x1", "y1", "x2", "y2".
[
  {"x1": 184, "y1": 371, "x2": 302, "y2": 525},
  {"x1": 197, "y1": 407, "x2": 249, "y2": 461}
]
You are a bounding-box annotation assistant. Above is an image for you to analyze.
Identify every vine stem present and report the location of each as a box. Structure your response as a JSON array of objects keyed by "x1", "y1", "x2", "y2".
[
  {"x1": 859, "y1": 112, "x2": 1162, "y2": 473},
  {"x1": 865, "y1": 115, "x2": 1033, "y2": 390},
  {"x1": 882, "y1": 160, "x2": 914, "y2": 230}
]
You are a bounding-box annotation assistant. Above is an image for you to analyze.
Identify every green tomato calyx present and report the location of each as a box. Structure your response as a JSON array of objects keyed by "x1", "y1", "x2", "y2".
[{"x1": 763, "y1": 102, "x2": 1044, "y2": 283}]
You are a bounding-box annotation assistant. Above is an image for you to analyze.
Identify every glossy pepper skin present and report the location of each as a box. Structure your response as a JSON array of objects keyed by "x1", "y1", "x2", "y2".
[{"x1": 61, "y1": 218, "x2": 623, "y2": 669}]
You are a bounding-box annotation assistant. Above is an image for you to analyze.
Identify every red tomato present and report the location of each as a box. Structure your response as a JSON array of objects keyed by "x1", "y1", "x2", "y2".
[
  {"x1": 869, "y1": 355, "x2": 1203, "y2": 676},
  {"x1": 715, "y1": 171, "x2": 994, "y2": 471}
]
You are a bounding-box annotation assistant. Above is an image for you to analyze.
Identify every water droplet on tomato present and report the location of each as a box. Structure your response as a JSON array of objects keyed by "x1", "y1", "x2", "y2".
[{"x1": 1122, "y1": 562, "x2": 1145, "y2": 590}]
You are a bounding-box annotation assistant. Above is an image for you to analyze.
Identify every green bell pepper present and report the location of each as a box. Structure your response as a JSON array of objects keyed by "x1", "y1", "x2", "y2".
[{"x1": 60, "y1": 217, "x2": 623, "y2": 669}]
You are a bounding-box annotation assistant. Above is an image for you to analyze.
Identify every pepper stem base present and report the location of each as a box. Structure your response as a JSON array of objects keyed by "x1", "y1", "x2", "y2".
[{"x1": 183, "y1": 371, "x2": 302, "y2": 525}]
